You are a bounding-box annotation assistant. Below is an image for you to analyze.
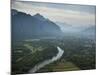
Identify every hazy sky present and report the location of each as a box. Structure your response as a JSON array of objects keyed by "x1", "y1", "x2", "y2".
[{"x1": 11, "y1": 1, "x2": 96, "y2": 27}]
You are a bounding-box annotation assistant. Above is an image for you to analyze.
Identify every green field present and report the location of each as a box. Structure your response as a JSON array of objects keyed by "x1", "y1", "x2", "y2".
[
  {"x1": 37, "y1": 60, "x2": 80, "y2": 73},
  {"x1": 12, "y1": 36, "x2": 96, "y2": 74}
]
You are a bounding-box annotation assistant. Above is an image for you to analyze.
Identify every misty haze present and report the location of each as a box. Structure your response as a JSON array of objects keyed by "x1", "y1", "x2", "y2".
[{"x1": 11, "y1": 1, "x2": 96, "y2": 74}]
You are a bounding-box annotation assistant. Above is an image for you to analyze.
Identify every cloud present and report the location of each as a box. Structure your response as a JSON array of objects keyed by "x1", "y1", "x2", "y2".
[{"x1": 11, "y1": 1, "x2": 96, "y2": 26}]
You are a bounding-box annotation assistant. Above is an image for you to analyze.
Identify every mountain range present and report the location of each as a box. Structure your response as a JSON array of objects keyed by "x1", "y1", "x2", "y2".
[{"x1": 11, "y1": 9, "x2": 62, "y2": 41}]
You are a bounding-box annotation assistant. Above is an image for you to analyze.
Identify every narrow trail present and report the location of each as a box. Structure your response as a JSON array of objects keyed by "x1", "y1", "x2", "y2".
[{"x1": 16, "y1": 44, "x2": 34, "y2": 62}]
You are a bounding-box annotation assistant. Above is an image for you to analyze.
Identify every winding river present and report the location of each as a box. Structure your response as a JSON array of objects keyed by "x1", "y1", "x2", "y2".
[{"x1": 28, "y1": 46, "x2": 64, "y2": 73}]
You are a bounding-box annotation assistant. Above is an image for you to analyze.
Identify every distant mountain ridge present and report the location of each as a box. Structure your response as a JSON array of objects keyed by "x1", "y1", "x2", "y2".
[{"x1": 11, "y1": 9, "x2": 62, "y2": 41}]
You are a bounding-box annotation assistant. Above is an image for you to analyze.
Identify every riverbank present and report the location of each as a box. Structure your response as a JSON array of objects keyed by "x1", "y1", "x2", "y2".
[{"x1": 28, "y1": 46, "x2": 64, "y2": 73}]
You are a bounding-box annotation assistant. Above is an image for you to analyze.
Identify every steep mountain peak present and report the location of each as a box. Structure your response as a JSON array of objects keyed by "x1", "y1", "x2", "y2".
[
  {"x1": 34, "y1": 13, "x2": 41, "y2": 16},
  {"x1": 34, "y1": 13, "x2": 46, "y2": 21},
  {"x1": 11, "y1": 9, "x2": 18, "y2": 15}
]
